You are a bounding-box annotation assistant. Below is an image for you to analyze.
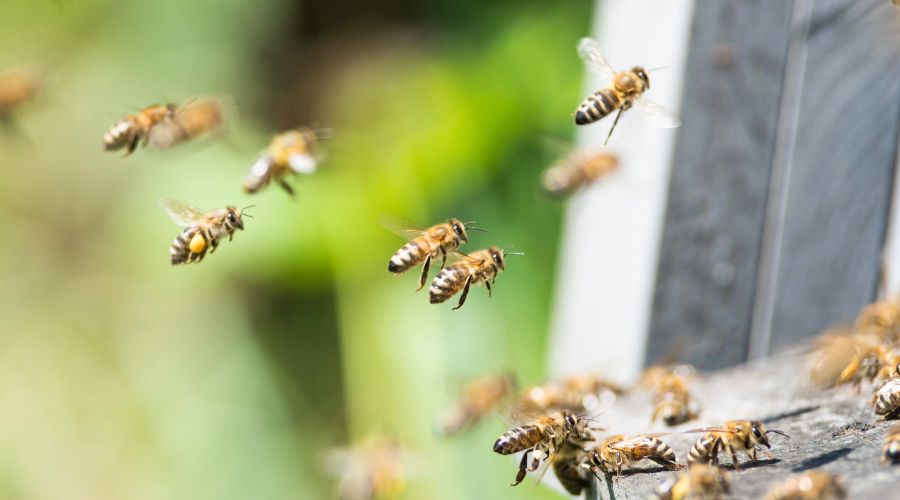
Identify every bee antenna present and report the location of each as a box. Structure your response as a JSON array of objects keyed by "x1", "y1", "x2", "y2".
[
  {"x1": 240, "y1": 204, "x2": 257, "y2": 218},
  {"x1": 505, "y1": 252, "x2": 526, "y2": 256},
  {"x1": 467, "y1": 226, "x2": 489, "y2": 232},
  {"x1": 648, "y1": 66, "x2": 668, "y2": 73},
  {"x1": 766, "y1": 429, "x2": 790, "y2": 439}
]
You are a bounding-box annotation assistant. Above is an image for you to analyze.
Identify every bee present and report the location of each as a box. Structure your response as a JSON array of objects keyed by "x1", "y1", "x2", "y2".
[
  {"x1": 516, "y1": 373, "x2": 625, "y2": 415},
  {"x1": 653, "y1": 464, "x2": 731, "y2": 500},
  {"x1": 541, "y1": 150, "x2": 618, "y2": 198},
  {"x1": 872, "y1": 376, "x2": 900, "y2": 419},
  {"x1": 102, "y1": 104, "x2": 176, "y2": 155},
  {"x1": 552, "y1": 444, "x2": 592, "y2": 496},
  {"x1": 492, "y1": 411, "x2": 595, "y2": 487},
  {"x1": 324, "y1": 435, "x2": 407, "y2": 500},
  {"x1": 0, "y1": 66, "x2": 41, "y2": 119},
  {"x1": 575, "y1": 37, "x2": 680, "y2": 144},
  {"x1": 147, "y1": 97, "x2": 225, "y2": 149},
  {"x1": 686, "y1": 420, "x2": 789, "y2": 469},
  {"x1": 855, "y1": 296, "x2": 900, "y2": 343},
  {"x1": 244, "y1": 128, "x2": 321, "y2": 196},
  {"x1": 651, "y1": 373, "x2": 700, "y2": 426},
  {"x1": 385, "y1": 218, "x2": 482, "y2": 291},
  {"x1": 581, "y1": 433, "x2": 682, "y2": 479},
  {"x1": 838, "y1": 343, "x2": 899, "y2": 388},
  {"x1": 763, "y1": 471, "x2": 847, "y2": 500},
  {"x1": 430, "y1": 246, "x2": 520, "y2": 310},
  {"x1": 883, "y1": 422, "x2": 900, "y2": 464},
  {"x1": 160, "y1": 199, "x2": 250, "y2": 265},
  {"x1": 439, "y1": 372, "x2": 516, "y2": 436}
]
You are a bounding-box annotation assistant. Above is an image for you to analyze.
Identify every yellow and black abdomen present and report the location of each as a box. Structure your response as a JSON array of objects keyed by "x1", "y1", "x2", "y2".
[
  {"x1": 428, "y1": 264, "x2": 468, "y2": 304},
  {"x1": 575, "y1": 88, "x2": 620, "y2": 125},
  {"x1": 170, "y1": 227, "x2": 208, "y2": 265},
  {"x1": 687, "y1": 433, "x2": 719, "y2": 465},
  {"x1": 388, "y1": 237, "x2": 431, "y2": 273},
  {"x1": 493, "y1": 425, "x2": 543, "y2": 455}
]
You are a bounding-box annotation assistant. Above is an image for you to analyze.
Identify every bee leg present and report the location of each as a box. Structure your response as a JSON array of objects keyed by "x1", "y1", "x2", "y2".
[
  {"x1": 417, "y1": 254, "x2": 432, "y2": 291},
  {"x1": 452, "y1": 275, "x2": 472, "y2": 310},
  {"x1": 124, "y1": 133, "x2": 140, "y2": 156},
  {"x1": 278, "y1": 178, "x2": 295, "y2": 197},
  {"x1": 711, "y1": 438, "x2": 721, "y2": 466},
  {"x1": 603, "y1": 108, "x2": 626, "y2": 146},
  {"x1": 511, "y1": 450, "x2": 531, "y2": 486},
  {"x1": 440, "y1": 246, "x2": 447, "y2": 269},
  {"x1": 485, "y1": 280, "x2": 492, "y2": 298},
  {"x1": 727, "y1": 444, "x2": 741, "y2": 471}
]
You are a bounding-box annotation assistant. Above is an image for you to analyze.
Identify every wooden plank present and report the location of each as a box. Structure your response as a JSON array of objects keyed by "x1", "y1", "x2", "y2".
[
  {"x1": 645, "y1": 1, "x2": 795, "y2": 370},
  {"x1": 753, "y1": 0, "x2": 900, "y2": 353}
]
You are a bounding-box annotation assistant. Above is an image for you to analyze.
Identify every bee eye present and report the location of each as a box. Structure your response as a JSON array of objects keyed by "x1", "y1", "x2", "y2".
[
  {"x1": 454, "y1": 224, "x2": 463, "y2": 236},
  {"x1": 752, "y1": 427, "x2": 762, "y2": 438},
  {"x1": 228, "y1": 213, "x2": 236, "y2": 223}
]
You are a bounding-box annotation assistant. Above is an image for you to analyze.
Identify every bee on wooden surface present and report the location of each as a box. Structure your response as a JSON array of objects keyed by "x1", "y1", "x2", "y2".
[
  {"x1": 429, "y1": 246, "x2": 521, "y2": 310},
  {"x1": 0, "y1": 66, "x2": 41, "y2": 119},
  {"x1": 552, "y1": 444, "x2": 592, "y2": 496},
  {"x1": 384, "y1": 218, "x2": 483, "y2": 291},
  {"x1": 492, "y1": 411, "x2": 596, "y2": 487},
  {"x1": 640, "y1": 364, "x2": 697, "y2": 391},
  {"x1": 575, "y1": 37, "x2": 680, "y2": 144},
  {"x1": 651, "y1": 373, "x2": 700, "y2": 426},
  {"x1": 160, "y1": 199, "x2": 250, "y2": 265},
  {"x1": 541, "y1": 150, "x2": 618, "y2": 198},
  {"x1": 581, "y1": 433, "x2": 682, "y2": 479},
  {"x1": 685, "y1": 420, "x2": 789, "y2": 469},
  {"x1": 244, "y1": 128, "x2": 321, "y2": 196},
  {"x1": 839, "y1": 343, "x2": 899, "y2": 388},
  {"x1": 147, "y1": 97, "x2": 225, "y2": 149},
  {"x1": 516, "y1": 373, "x2": 625, "y2": 415},
  {"x1": 872, "y1": 377, "x2": 900, "y2": 419},
  {"x1": 883, "y1": 422, "x2": 900, "y2": 464},
  {"x1": 763, "y1": 471, "x2": 847, "y2": 500},
  {"x1": 324, "y1": 435, "x2": 407, "y2": 500},
  {"x1": 653, "y1": 464, "x2": 731, "y2": 500},
  {"x1": 439, "y1": 372, "x2": 516, "y2": 436},
  {"x1": 102, "y1": 103, "x2": 176, "y2": 155}
]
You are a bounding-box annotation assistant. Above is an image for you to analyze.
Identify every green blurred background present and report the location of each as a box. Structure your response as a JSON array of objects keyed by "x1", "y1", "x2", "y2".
[{"x1": 0, "y1": 0, "x2": 593, "y2": 498}]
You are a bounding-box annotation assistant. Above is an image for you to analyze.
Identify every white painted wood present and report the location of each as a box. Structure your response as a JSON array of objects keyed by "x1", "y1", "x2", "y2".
[
  {"x1": 880, "y1": 133, "x2": 900, "y2": 297},
  {"x1": 547, "y1": 0, "x2": 694, "y2": 382}
]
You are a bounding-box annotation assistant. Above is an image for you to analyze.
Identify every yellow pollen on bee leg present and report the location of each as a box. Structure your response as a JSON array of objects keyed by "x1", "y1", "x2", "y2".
[{"x1": 189, "y1": 233, "x2": 206, "y2": 254}]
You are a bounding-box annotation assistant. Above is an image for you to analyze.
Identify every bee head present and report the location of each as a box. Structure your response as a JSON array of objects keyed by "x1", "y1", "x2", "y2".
[
  {"x1": 561, "y1": 411, "x2": 578, "y2": 430},
  {"x1": 750, "y1": 421, "x2": 769, "y2": 448},
  {"x1": 448, "y1": 218, "x2": 469, "y2": 243},
  {"x1": 226, "y1": 206, "x2": 244, "y2": 230},
  {"x1": 488, "y1": 246, "x2": 506, "y2": 271},
  {"x1": 633, "y1": 67, "x2": 650, "y2": 89}
]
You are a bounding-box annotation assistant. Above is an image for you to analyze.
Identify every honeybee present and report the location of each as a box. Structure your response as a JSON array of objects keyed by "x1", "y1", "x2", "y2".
[
  {"x1": 385, "y1": 218, "x2": 482, "y2": 291},
  {"x1": 147, "y1": 97, "x2": 225, "y2": 149},
  {"x1": 492, "y1": 411, "x2": 595, "y2": 487},
  {"x1": 581, "y1": 433, "x2": 682, "y2": 479},
  {"x1": 883, "y1": 422, "x2": 900, "y2": 464},
  {"x1": 855, "y1": 296, "x2": 900, "y2": 343},
  {"x1": 763, "y1": 471, "x2": 847, "y2": 500},
  {"x1": 516, "y1": 373, "x2": 625, "y2": 415},
  {"x1": 872, "y1": 377, "x2": 900, "y2": 419},
  {"x1": 430, "y1": 246, "x2": 520, "y2": 310},
  {"x1": 652, "y1": 373, "x2": 700, "y2": 426},
  {"x1": 439, "y1": 372, "x2": 516, "y2": 436},
  {"x1": 653, "y1": 464, "x2": 731, "y2": 500},
  {"x1": 0, "y1": 66, "x2": 41, "y2": 119},
  {"x1": 575, "y1": 37, "x2": 680, "y2": 144},
  {"x1": 541, "y1": 150, "x2": 618, "y2": 198},
  {"x1": 160, "y1": 199, "x2": 250, "y2": 265},
  {"x1": 552, "y1": 444, "x2": 592, "y2": 496},
  {"x1": 244, "y1": 128, "x2": 320, "y2": 196},
  {"x1": 686, "y1": 420, "x2": 789, "y2": 469},
  {"x1": 324, "y1": 435, "x2": 407, "y2": 500},
  {"x1": 103, "y1": 103, "x2": 176, "y2": 155}
]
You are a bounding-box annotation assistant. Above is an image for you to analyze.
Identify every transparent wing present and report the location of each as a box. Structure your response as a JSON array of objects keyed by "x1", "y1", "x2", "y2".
[
  {"x1": 159, "y1": 198, "x2": 205, "y2": 227},
  {"x1": 633, "y1": 96, "x2": 681, "y2": 128},
  {"x1": 609, "y1": 436, "x2": 658, "y2": 452},
  {"x1": 577, "y1": 38, "x2": 615, "y2": 80},
  {"x1": 379, "y1": 214, "x2": 427, "y2": 240}
]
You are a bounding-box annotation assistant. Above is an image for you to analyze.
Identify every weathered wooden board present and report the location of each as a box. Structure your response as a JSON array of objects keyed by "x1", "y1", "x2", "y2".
[
  {"x1": 754, "y1": 0, "x2": 900, "y2": 354},
  {"x1": 645, "y1": 1, "x2": 795, "y2": 369}
]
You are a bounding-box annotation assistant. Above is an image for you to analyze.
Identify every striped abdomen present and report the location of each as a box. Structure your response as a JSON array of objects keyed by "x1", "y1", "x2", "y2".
[
  {"x1": 103, "y1": 117, "x2": 138, "y2": 151},
  {"x1": 493, "y1": 425, "x2": 543, "y2": 455},
  {"x1": 644, "y1": 438, "x2": 678, "y2": 464},
  {"x1": 170, "y1": 227, "x2": 204, "y2": 265},
  {"x1": 873, "y1": 379, "x2": 900, "y2": 415},
  {"x1": 429, "y1": 264, "x2": 469, "y2": 304},
  {"x1": 388, "y1": 237, "x2": 431, "y2": 274},
  {"x1": 553, "y1": 457, "x2": 587, "y2": 495},
  {"x1": 575, "y1": 88, "x2": 621, "y2": 125},
  {"x1": 687, "y1": 433, "x2": 719, "y2": 465}
]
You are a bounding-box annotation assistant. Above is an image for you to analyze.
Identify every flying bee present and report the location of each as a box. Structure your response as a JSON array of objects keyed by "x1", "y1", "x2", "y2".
[
  {"x1": 581, "y1": 433, "x2": 682, "y2": 479},
  {"x1": 652, "y1": 373, "x2": 700, "y2": 426},
  {"x1": 493, "y1": 411, "x2": 596, "y2": 487},
  {"x1": 244, "y1": 128, "x2": 321, "y2": 196},
  {"x1": 653, "y1": 464, "x2": 731, "y2": 500},
  {"x1": 160, "y1": 198, "x2": 251, "y2": 265},
  {"x1": 763, "y1": 471, "x2": 847, "y2": 500},
  {"x1": 384, "y1": 218, "x2": 484, "y2": 291},
  {"x1": 686, "y1": 420, "x2": 789, "y2": 470},
  {"x1": 838, "y1": 343, "x2": 899, "y2": 389},
  {"x1": 872, "y1": 377, "x2": 900, "y2": 419},
  {"x1": 429, "y1": 246, "x2": 521, "y2": 310},
  {"x1": 855, "y1": 296, "x2": 900, "y2": 343},
  {"x1": 883, "y1": 422, "x2": 900, "y2": 464},
  {"x1": 0, "y1": 66, "x2": 41, "y2": 119},
  {"x1": 541, "y1": 150, "x2": 618, "y2": 198},
  {"x1": 439, "y1": 372, "x2": 516, "y2": 436},
  {"x1": 324, "y1": 435, "x2": 407, "y2": 500},
  {"x1": 575, "y1": 37, "x2": 680, "y2": 144},
  {"x1": 516, "y1": 373, "x2": 625, "y2": 415},
  {"x1": 147, "y1": 97, "x2": 225, "y2": 149},
  {"x1": 103, "y1": 103, "x2": 176, "y2": 156}
]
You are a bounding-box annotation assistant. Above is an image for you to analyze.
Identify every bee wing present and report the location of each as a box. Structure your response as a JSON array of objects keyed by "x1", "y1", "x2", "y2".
[
  {"x1": 633, "y1": 96, "x2": 681, "y2": 128},
  {"x1": 379, "y1": 215, "x2": 427, "y2": 240},
  {"x1": 159, "y1": 198, "x2": 206, "y2": 227},
  {"x1": 608, "y1": 436, "x2": 660, "y2": 455},
  {"x1": 680, "y1": 427, "x2": 735, "y2": 435},
  {"x1": 577, "y1": 38, "x2": 616, "y2": 80}
]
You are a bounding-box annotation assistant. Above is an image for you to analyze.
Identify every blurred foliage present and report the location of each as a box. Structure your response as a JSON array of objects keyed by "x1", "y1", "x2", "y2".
[{"x1": 0, "y1": 0, "x2": 592, "y2": 498}]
